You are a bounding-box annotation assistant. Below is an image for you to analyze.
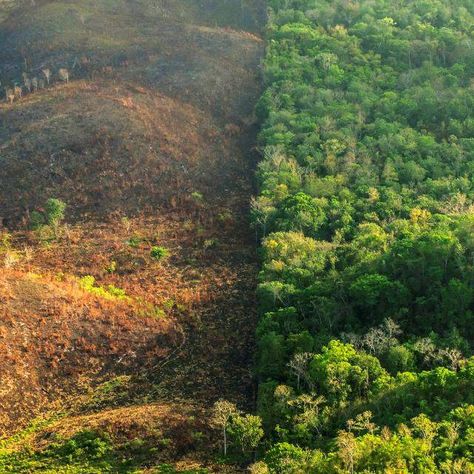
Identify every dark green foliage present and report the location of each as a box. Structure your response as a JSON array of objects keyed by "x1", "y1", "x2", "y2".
[
  {"x1": 44, "y1": 198, "x2": 67, "y2": 228},
  {"x1": 30, "y1": 198, "x2": 66, "y2": 235},
  {"x1": 254, "y1": 0, "x2": 474, "y2": 470}
]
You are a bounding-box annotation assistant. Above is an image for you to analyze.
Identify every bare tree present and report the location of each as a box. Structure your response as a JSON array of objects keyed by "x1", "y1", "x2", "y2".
[
  {"x1": 347, "y1": 411, "x2": 377, "y2": 434},
  {"x1": 5, "y1": 88, "x2": 14, "y2": 104},
  {"x1": 382, "y1": 318, "x2": 402, "y2": 340},
  {"x1": 22, "y1": 72, "x2": 31, "y2": 93},
  {"x1": 413, "y1": 337, "x2": 437, "y2": 367},
  {"x1": 58, "y1": 68, "x2": 69, "y2": 83},
  {"x1": 13, "y1": 85, "x2": 22, "y2": 99},
  {"x1": 24, "y1": 77, "x2": 32, "y2": 93},
  {"x1": 360, "y1": 318, "x2": 402, "y2": 355},
  {"x1": 362, "y1": 327, "x2": 387, "y2": 355},
  {"x1": 42, "y1": 68, "x2": 51, "y2": 85},
  {"x1": 336, "y1": 430, "x2": 358, "y2": 474},
  {"x1": 250, "y1": 195, "x2": 275, "y2": 239},
  {"x1": 31, "y1": 77, "x2": 38, "y2": 92},
  {"x1": 439, "y1": 348, "x2": 465, "y2": 371},
  {"x1": 288, "y1": 352, "x2": 314, "y2": 391},
  {"x1": 288, "y1": 392, "x2": 326, "y2": 434}
]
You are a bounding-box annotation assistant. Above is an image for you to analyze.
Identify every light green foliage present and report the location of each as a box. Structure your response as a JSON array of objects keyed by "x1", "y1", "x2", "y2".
[
  {"x1": 228, "y1": 413, "x2": 264, "y2": 454},
  {"x1": 261, "y1": 231, "x2": 333, "y2": 286},
  {"x1": 309, "y1": 341, "x2": 390, "y2": 405},
  {"x1": 44, "y1": 198, "x2": 66, "y2": 229},
  {"x1": 79, "y1": 275, "x2": 129, "y2": 301},
  {"x1": 150, "y1": 246, "x2": 170, "y2": 261}
]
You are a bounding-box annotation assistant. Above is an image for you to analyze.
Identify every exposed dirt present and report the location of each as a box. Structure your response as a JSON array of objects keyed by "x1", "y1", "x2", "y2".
[{"x1": 0, "y1": 0, "x2": 264, "y2": 468}]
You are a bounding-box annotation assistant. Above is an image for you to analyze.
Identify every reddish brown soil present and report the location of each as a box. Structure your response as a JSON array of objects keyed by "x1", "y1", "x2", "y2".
[{"x1": 0, "y1": 1, "x2": 264, "y2": 466}]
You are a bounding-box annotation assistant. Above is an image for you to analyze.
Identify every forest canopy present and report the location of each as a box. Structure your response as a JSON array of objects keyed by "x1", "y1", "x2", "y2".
[{"x1": 252, "y1": 0, "x2": 474, "y2": 471}]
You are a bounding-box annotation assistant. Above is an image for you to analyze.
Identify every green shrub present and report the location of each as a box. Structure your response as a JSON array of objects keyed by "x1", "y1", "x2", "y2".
[
  {"x1": 30, "y1": 198, "x2": 67, "y2": 238},
  {"x1": 150, "y1": 246, "x2": 169, "y2": 261},
  {"x1": 45, "y1": 198, "x2": 66, "y2": 228},
  {"x1": 126, "y1": 236, "x2": 142, "y2": 248},
  {"x1": 79, "y1": 275, "x2": 129, "y2": 301},
  {"x1": 49, "y1": 430, "x2": 112, "y2": 461},
  {"x1": 30, "y1": 210, "x2": 46, "y2": 230}
]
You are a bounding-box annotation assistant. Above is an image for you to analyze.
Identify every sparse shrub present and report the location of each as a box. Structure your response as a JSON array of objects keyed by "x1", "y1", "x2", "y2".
[
  {"x1": 0, "y1": 232, "x2": 12, "y2": 250},
  {"x1": 121, "y1": 216, "x2": 132, "y2": 232},
  {"x1": 30, "y1": 210, "x2": 46, "y2": 230},
  {"x1": 190, "y1": 191, "x2": 204, "y2": 203},
  {"x1": 140, "y1": 305, "x2": 166, "y2": 319},
  {"x1": 3, "y1": 250, "x2": 20, "y2": 268},
  {"x1": 106, "y1": 260, "x2": 117, "y2": 273},
  {"x1": 153, "y1": 463, "x2": 209, "y2": 473},
  {"x1": 150, "y1": 246, "x2": 169, "y2": 261},
  {"x1": 58, "y1": 68, "x2": 70, "y2": 83},
  {"x1": 106, "y1": 284, "x2": 128, "y2": 299},
  {"x1": 0, "y1": 233, "x2": 17, "y2": 267},
  {"x1": 203, "y1": 238, "x2": 219, "y2": 249},
  {"x1": 163, "y1": 298, "x2": 175, "y2": 309},
  {"x1": 217, "y1": 210, "x2": 233, "y2": 223},
  {"x1": 79, "y1": 275, "x2": 129, "y2": 301},
  {"x1": 126, "y1": 236, "x2": 142, "y2": 248},
  {"x1": 1, "y1": 231, "x2": 17, "y2": 267},
  {"x1": 249, "y1": 461, "x2": 270, "y2": 474},
  {"x1": 30, "y1": 198, "x2": 66, "y2": 238}
]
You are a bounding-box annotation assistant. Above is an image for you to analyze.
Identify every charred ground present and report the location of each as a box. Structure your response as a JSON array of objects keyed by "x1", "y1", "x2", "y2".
[{"x1": 0, "y1": 1, "x2": 264, "y2": 471}]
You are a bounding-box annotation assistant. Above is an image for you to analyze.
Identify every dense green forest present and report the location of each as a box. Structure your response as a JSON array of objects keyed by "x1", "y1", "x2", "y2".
[{"x1": 251, "y1": 0, "x2": 474, "y2": 471}]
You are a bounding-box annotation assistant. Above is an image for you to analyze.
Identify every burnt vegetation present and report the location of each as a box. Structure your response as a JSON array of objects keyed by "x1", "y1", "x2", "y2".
[{"x1": 0, "y1": 0, "x2": 265, "y2": 472}]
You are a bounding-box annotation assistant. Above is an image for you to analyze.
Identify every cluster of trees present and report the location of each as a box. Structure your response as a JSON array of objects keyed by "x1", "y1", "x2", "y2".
[
  {"x1": 211, "y1": 400, "x2": 264, "y2": 458},
  {"x1": 3, "y1": 67, "x2": 68, "y2": 104},
  {"x1": 251, "y1": 0, "x2": 474, "y2": 471}
]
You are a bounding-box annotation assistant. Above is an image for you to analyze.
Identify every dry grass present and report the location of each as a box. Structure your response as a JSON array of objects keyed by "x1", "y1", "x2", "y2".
[{"x1": 0, "y1": 0, "x2": 264, "y2": 469}]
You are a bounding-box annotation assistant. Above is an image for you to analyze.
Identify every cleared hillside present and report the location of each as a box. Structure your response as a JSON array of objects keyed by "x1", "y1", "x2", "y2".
[{"x1": 0, "y1": 0, "x2": 264, "y2": 471}]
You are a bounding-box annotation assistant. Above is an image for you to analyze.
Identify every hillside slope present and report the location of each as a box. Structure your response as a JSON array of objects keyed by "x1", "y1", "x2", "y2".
[{"x1": 0, "y1": 0, "x2": 264, "y2": 471}]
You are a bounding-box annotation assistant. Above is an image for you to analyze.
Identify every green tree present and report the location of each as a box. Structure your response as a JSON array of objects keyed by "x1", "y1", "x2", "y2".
[
  {"x1": 228, "y1": 413, "x2": 264, "y2": 455},
  {"x1": 210, "y1": 400, "x2": 239, "y2": 456}
]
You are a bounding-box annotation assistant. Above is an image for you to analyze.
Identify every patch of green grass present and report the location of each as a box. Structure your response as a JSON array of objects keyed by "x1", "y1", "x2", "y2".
[
  {"x1": 0, "y1": 415, "x2": 63, "y2": 453},
  {"x1": 126, "y1": 236, "x2": 144, "y2": 248},
  {"x1": 0, "y1": 427, "x2": 211, "y2": 473},
  {"x1": 79, "y1": 275, "x2": 129, "y2": 301},
  {"x1": 0, "y1": 430, "x2": 114, "y2": 473},
  {"x1": 154, "y1": 465, "x2": 209, "y2": 474}
]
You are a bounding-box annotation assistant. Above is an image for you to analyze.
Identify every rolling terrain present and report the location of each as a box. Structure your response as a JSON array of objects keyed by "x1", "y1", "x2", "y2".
[{"x1": 0, "y1": 0, "x2": 265, "y2": 471}]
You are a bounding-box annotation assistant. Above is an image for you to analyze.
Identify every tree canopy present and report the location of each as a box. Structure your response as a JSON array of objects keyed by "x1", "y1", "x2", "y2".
[{"x1": 252, "y1": 0, "x2": 474, "y2": 471}]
